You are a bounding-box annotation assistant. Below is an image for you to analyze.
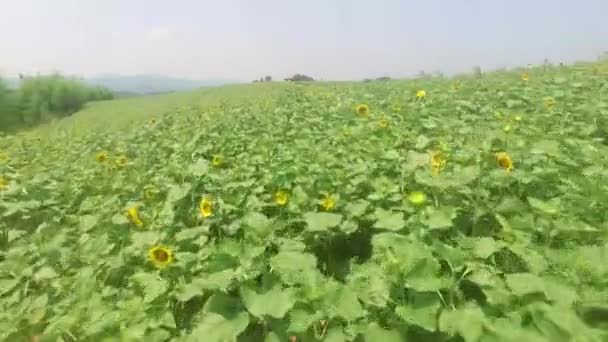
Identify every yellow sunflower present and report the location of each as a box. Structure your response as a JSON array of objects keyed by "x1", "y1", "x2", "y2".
[
  {"x1": 199, "y1": 197, "x2": 213, "y2": 218},
  {"x1": 148, "y1": 246, "x2": 173, "y2": 269},
  {"x1": 416, "y1": 90, "x2": 426, "y2": 100},
  {"x1": 115, "y1": 155, "x2": 128, "y2": 168},
  {"x1": 378, "y1": 116, "x2": 389, "y2": 129},
  {"x1": 212, "y1": 155, "x2": 223, "y2": 167},
  {"x1": 0, "y1": 176, "x2": 8, "y2": 191},
  {"x1": 496, "y1": 152, "x2": 514, "y2": 172},
  {"x1": 355, "y1": 104, "x2": 370, "y2": 117},
  {"x1": 430, "y1": 151, "x2": 446, "y2": 176},
  {"x1": 407, "y1": 191, "x2": 427, "y2": 205},
  {"x1": 451, "y1": 81, "x2": 462, "y2": 90},
  {"x1": 143, "y1": 186, "x2": 157, "y2": 200},
  {"x1": 96, "y1": 151, "x2": 109, "y2": 163},
  {"x1": 521, "y1": 72, "x2": 530, "y2": 82},
  {"x1": 275, "y1": 190, "x2": 289, "y2": 206},
  {"x1": 126, "y1": 206, "x2": 143, "y2": 227},
  {"x1": 320, "y1": 194, "x2": 336, "y2": 211},
  {"x1": 0, "y1": 151, "x2": 9, "y2": 164},
  {"x1": 544, "y1": 96, "x2": 556, "y2": 111},
  {"x1": 503, "y1": 124, "x2": 512, "y2": 132}
]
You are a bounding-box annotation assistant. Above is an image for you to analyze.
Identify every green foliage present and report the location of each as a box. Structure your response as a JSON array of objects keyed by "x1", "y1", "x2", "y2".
[
  {"x1": 0, "y1": 74, "x2": 113, "y2": 130},
  {"x1": 1, "y1": 61, "x2": 608, "y2": 341}
]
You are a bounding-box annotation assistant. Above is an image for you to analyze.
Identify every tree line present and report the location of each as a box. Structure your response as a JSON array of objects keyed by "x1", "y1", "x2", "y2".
[{"x1": 0, "y1": 74, "x2": 113, "y2": 131}]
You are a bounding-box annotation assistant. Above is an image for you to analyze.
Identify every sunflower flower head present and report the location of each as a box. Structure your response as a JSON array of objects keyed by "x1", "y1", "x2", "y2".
[
  {"x1": 320, "y1": 194, "x2": 336, "y2": 211},
  {"x1": 126, "y1": 206, "x2": 143, "y2": 227},
  {"x1": 212, "y1": 155, "x2": 223, "y2": 167},
  {"x1": 148, "y1": 246, "x2": 173, "y2": 269},
  {"x1": 275, "y1": 190, "x2": 289, "y2": 206},
  {"x1": 496, "y1": 152, "x2": 514, "y2": 172},
  {"x1": 355, "y1": 104, "x2": 370, "y2": 117},
  {"x1": 96, "y1": 151, "x2": 109, "y2": 163},
  {"x1": 451, "y1": 81, "x2": 462, "y2": 90},
  {"x1": 408, "y1": 191, "x2": 427, "y2": 205},
  {"x1": 115, "y1": 155, "x2": 128, "y2": 168},
  {"x1": 430, "y1": 150, "x2": 446, "y2": 176},
  {"x1": 0, "y1": 151, "x2": 9, "y2": 164},
  {"x1": 544, "y1": 96, "x2": 556, "y2": 111},
  {"x1": 199, "y1": 197, "x2": 213, "y2": 218},
  {"x1": 521, "y1": 72, "x2": 530, "y2": 82},
  {"x1": 416, "y1": 90, "x2": 426, "y2": 100},
  {"x1": 378, "y1": 115, "x2": 389, "y2": 129},
  {"x1": 0, "y1": 176, "x2": 8, "y2": 191},
  {"x1": 143, "y1": 186, "x2": 157, "y2": 200}
]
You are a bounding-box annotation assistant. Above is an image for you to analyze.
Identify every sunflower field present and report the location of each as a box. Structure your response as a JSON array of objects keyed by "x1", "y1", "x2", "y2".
[{"x1": 1, "y1": 62, "x2": 608, "y2": 341}]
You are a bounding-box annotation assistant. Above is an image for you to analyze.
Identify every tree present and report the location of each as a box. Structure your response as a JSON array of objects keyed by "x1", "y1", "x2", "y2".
[
  {"x1": 264, "y1": 75, "x2": 272, "y2": 82},
  {"x1": 284, "y1": 74, "x2": 314, "y2": 82}
]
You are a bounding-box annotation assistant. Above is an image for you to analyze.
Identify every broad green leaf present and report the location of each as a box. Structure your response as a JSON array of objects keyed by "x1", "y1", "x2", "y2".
[
  {"x1": 505, "y1": 273, "x2": 545, "y2": 296},
  {"x1": 80, "y1": 214, "x2": 98, "y2": 231},
  {"x1": 345, "y1": 200, "x2": 369, "y2": 217},
  {"x1": 423, "y1": 206, "x2": 457, "y2": 230},
  {"x1": 324, "y1": 327, "x2": 347, "y2": 342},
  {"x1": 373, "y1": 208, "x2": 405, "y2": 231},
  {"x1": 473, "y1": 237, "x2": 502, "y2": 259},
  {"x1": 439, "y1": 305, "x2": 486, "y2": 342},
  {"x1": 240, "y1": 284, "x2": 296, "y2": 318},
  {"x1": 303, "y1": 212, "x2": 342, "y2": 231},
  {"x1": 175, "y1": 281, "x2": 204, "y2": 302},
  {"x1": 362, "y1": 323, "x2": 402, "y2": 342},
  {"x1": 132, "y1": 272, "x2": 168, "y2": 303},
  {"x1": 190, "y1": 312, "x2": 249, "y2": 342},
  {"x1": 325, "y1": 286, "x2": 364, "y2": 321},
  {"x1": 189, "y1": 159, "x2": 209, "y2": 176},
  {"x1": 166, "y1": 182, "x2": 192, "y2": 202},
  {"x1": 34, "y1": 266, "x2": 58, "y2": 281},
  {"x1": 242, "y1": 212, "x2": 272, "y2": 237},
  {"x1": 396, "y1": 292, "x2": 440, "y2": 331},
  {"x1": 527, "y1": 197, "x2": 559, "y2": 215}
]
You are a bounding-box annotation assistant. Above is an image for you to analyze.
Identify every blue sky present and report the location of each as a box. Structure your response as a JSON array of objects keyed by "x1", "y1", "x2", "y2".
[{"x1": 1, "y1": 0, "x2": 607, "y2": 81}]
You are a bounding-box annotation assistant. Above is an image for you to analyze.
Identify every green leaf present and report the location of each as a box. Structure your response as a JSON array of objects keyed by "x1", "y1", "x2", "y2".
[
  {"x1": 505, "y1": 273, "x2": 546, "y2": 296},
  {"x1": 473, "y1": 237, "x2": 502, "y2": 259},
  {"x1": 132, "y1": 272, "x2": 168, "y2": 303},
  {"x1": 438, "y1": 305, "x2": 486, "y2": 342},
  {"x1": 190, "y1": 312, "x2": 250, "y2": 342},
  {"x1": 189, "y1": 159, "x2": 209, "y2": 176},
  {"x1": 423, "y1": 206, "x2": 457, "y2": 230},
  {"x1": 325, "y1": 286, "x2": 364, "y2": 321},
  {"x1": 324, "y1": 327, "x2": 347, "y2": 342},
  {"x1": 240, "y1": 284, "x2": 296, "y2": 318},
  {"x1": 242, "y1": 212, "x2": 272, "y2": 238},
  {"x1": 167, "y1": 182, "x2": 192, "y2": 203},
  {"x1": 345, "y1": 200, "x2": 369, "y2": 217},
  {"x1": 175, "y1": 225, "x2": 208, "y2": 241},
  {"x1": 34, "y1": 266, "x2": 58, "y2": 281},
  {"x1": 396, "y1": 292, "x2": 440, "y2": 331},
  {"x1": 362, "y1": 323, "x2": 402, "y2": 342},
  {"x1": 80, "y1": 214, "x2": 98, "y2": 232},
  {"x1": 373, "y1": 208, "x2": 405, "y2": 231},
  {"x1": 175, "y1": 281, "x2": 204, "y2": 302},
  {"x1": 527, "y1": 197, "x2": 559, "y2": 215},
  {"x1": 303, "y1": 212, "x2": 342, "y2": 231},
  {"x1": 531, "y1": 139, "x2": 560, "y2": 156}
]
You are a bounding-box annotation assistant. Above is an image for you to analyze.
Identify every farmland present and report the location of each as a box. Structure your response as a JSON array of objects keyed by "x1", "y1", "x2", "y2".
[{"x1": 1, "y1": 62, "x2": 607, "y2": 341}]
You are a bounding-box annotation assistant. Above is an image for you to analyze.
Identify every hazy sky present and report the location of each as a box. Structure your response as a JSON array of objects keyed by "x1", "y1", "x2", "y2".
[{"x1": 1, "y1": 0, "x2": 607, "y2": 81}]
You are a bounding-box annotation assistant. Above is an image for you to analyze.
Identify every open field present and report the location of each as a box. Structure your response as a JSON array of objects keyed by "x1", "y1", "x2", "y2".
[{"x1": 1, "y1": 62, "x2": 607, "y2": 341}]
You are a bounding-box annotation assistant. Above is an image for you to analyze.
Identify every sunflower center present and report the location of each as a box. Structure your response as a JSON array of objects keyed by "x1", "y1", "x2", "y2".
[{"x1": 153, "y1": 249, "x2": 169, "y2": 262}]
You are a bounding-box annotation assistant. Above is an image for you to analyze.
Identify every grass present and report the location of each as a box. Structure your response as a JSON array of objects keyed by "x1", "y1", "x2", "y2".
[{"x1": 1, "y1": 62, "x2": 608, "y2": 341}]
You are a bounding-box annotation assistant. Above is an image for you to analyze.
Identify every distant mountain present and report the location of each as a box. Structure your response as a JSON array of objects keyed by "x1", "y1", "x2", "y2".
[{"x1": 84, "y1": 75, "x2": 236, "y2": 94}]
